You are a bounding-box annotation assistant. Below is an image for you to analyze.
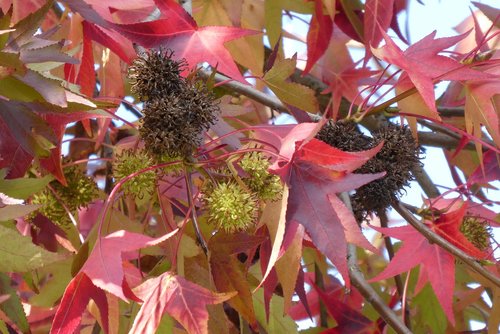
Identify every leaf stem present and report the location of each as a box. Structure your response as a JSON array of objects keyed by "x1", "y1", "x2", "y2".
[
  {"x1": 184, "y1": 165, "x2": 208, "y2": 255},
  {"x1": 393, "y1": 201, "x2": 500, "y2": 288}
]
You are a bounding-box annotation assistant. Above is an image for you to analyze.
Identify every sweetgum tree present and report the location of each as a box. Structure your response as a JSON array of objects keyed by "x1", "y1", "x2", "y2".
[{"x1": 0, "y1": 0, "x2": 498, "y2": 333}]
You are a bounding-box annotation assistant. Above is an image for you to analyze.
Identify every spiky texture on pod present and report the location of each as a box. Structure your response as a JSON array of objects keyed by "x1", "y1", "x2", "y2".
[
  {"x1": 460, "y1": 217, "x2": 492, "y2": 251},
  {"x1": 204, "y1": 182, "x2": 259, "y2": 233},
  {"x1": 113, "y1": 149, "x2": 156, "y2": 198},
  {"x1": 128, "y1": 49, "x2": 186, "y2": 101},
  {"x1": 316, "y1": 120, "x2": 372, "y2": 152},
  {"x1": 239, "y1": 152, "x2": 283, "y2": 201},
  {"x1": 32, "y1": 164, "x2": 98, "y2": 226},
  {"x1": 155, "y1": 154, "x2": 185, "y2": 176},
  {"x1": 139, "y1": 83, "x2": 219, "y2": 158},
  {"x1": 129, "y1": 49, "x2": 220, "y2": 158},
  {"x1": 316, "y1": 121, "x2": 421, "y2": 221},
  {"x1": 352, "y1": 123, "x2": 422, "y2": 220}
]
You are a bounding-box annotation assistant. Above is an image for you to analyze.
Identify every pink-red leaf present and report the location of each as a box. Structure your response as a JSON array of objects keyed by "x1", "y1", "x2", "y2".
[
  {"x1": 369, "y1": 224, "x2": 456, "y2": 324},
  {"x1": 269, "y1": 123, "x2": 384, "y2": 286},
  {"x1": 363, "y1": 0, "x2": 394, "y2": 63},
  {"x1": 316, "y1": 285, "x2": 381, "y2": 334},
  {"x1": 130, "y1": 272, "x2": 236, "y2": 334},
  {"x1": 80, "y1": 229, "x2": 178, "y2": 301},
  {"x1": 303, "y1": 0, "x2": 333, "y2": 74},
  {"x1": 51, "y1": 272, "x2": 108, "y2": 334},
  {"x1": 372, "y1": 30, "x2": 492, "y2": 115}
]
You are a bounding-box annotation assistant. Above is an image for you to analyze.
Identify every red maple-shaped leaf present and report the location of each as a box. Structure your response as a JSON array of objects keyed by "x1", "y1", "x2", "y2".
[
  {"x1": 118, "y1": 0, "x2": 259, "y2": 82},
  {"x1": 464, "y1": 64, "x2": 500, "y2": 149},
  {"x1": 425, "y1": 198, "x2": 490, "y2": 259},
  {"x1": 315, "y1": 285, "x2": 381, "y2": 334},
  {"x1": 269, "y1": 123, "x2": 384, "y2": 286},
  {"x1": 303, "y1": 0, "x2": 333, "y2": 74},
  {"x1": 130, "y1": 272, "x2": 236, "y2": 334},
  {"x1": 372, "y1": 30, "x2": 492, "y2": 116},
  {"x1": 66, "y1": 0, "x2": 258, "y2": 83},
  {"x1": 80, "y1": 229, "x2": 178, "y2": 301},
  {"x1": 363, "y1": 0, "x2": 394, "y2": 63},
  {"x1": 51, "y1": 272, "x2": 108, "y2": 334},
  {"x1": 369, "y1": 224, "x2": 456, "y2": 324}
]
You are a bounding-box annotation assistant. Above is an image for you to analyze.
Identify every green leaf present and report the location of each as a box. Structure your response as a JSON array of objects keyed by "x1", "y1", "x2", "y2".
[
  {"x1": 412, "y1": 284, "x2": 448, "y2": 333},
  {"x1": 30, "y1": 258, "x2": 73, "y2": 307},
  {"x1": 0, "y1": 224, "x2": 63, "y2": 272},
  {"x1": 0, "y1": 75, "x2": 45, "y2": 101},
  {"x1": 0, "y1": 172, "x2": 53, "y2": 199},
  {"x1": 262, "y1": 55, "x2": 319, "y2": 114},
  {"x1": 265, "y1": 0, "x2": 314, "y2": 50},
  {"x1": 0, "y1": 203, "x2": 39, "y2": 221},
  {"x1": 253, "y1": 289, "x2": 298, "y2": 333},
  {"x1": 0, "y1": 52, "x2": 25, "y2": 75},
  {"x1": 0, "y1": 9, "x2": 12, "y2": 49},
  {"x1": 0, "y1": 272, "x2": 29, "y2": 332}
]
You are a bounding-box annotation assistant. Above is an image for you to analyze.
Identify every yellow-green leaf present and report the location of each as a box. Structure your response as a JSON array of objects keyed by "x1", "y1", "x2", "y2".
[
  {"x1": 0, "y1": 224, "x2": 63, "y2": 272},
  {"x1": 263, "y1": 55, "x2": 319, "y2": 114}
]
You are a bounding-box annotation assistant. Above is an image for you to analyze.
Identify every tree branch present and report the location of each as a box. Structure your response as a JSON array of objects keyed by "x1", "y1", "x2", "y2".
[
  {"x1": 338, "y1": 193, "x2": 411, "y2": 334},
  {"x1": 348, "y1": 244, "x2": 412, "y2": 334},
  {"x1": 393, "y1": 201, "x2": 500, "y2": 288},
  {"x1": 411, "y1": 163, "x2": 441, "y2": 198}
]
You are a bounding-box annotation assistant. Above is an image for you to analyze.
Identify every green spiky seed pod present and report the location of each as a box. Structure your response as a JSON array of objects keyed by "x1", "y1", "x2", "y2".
[
  {"x1": 460, "y1": 217, "x2": 492, "y2": 251},
  {"x1": 128, "y1": 49, "x2": 186, "y2": 101},
  {"x1": 204, "y1": 182, "x2": 258, "y2": 233},
  {"x1": 139, "y1": 83, "x2": 219, "y2": 158},
  {"x1": 31, "y1": 190, "x2": 70, "y2": 226},
  {"x1": 155, "y1": 154, "x2": 185, "y2": 176},
  {"x1": 352, "y1": 123, "x2": 422, "y2": 220},
  {"x1": 113, "y1": 149, "x2": 157, "y2": 198},
  {"x1": 316, "y1": 120, "x2": 372, "y2": 152},
  {"x1": 239, "y1": 152, "x2": 282, "y2": 201},
  {"x1": 32, "y1": 164, "x2": 98, "y2": 226}
]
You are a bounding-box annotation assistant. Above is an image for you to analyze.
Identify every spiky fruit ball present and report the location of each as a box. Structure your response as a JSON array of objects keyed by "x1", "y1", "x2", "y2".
[
  {"x1": 460, "y1": 217, "x2": 492, "y2": 251},
  {"x1": 32, "y1": 164, "x2": 98, "y2": 226},
  {"x1": 139, "y1": 83, "x2": 219, "y2": 158},
  {"x1": 352, "y1": 123, "x2": 421, "y2": 220},
  {"x1": 239, "y1": 152, "x2": 282, "y2": 201},
  {"x1": 113, "y1": 149, "x2": 156, "y2": 198},
  {"x1": 128, "y1": 49, "x2": 186, "y2": 101},
  {"x1": 316, "y1": 121, "x2": 421, "y2": 221},
  {"x1": 204, "y1": 182, "x2": 258, "y2": 233},
  {"x1": 316, "y1": 120, "x2": 372, "y2": 152}
]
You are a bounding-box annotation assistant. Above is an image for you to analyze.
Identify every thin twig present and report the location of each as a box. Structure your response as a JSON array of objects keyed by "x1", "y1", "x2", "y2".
[
  {"x1": 393, "y1": 201, "x2": 500, "y2": 288},
  {"x1": 184, "y1": 167, "x2": 208, "y2": 255}
]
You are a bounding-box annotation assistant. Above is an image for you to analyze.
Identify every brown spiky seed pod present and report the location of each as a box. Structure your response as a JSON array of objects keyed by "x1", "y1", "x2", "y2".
[
  {"x1": 352, "y1": 123, "x2": 422, "y2": 220},
  {"x1": 128, "y1": 49, "x2": 186, "y2": 101},
  {"x1": 316, "y1": 120, "x2": 372, "y2": 152},
  {"x1": 139, "y1": 83, "x2": 219, "y2": 158}
]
